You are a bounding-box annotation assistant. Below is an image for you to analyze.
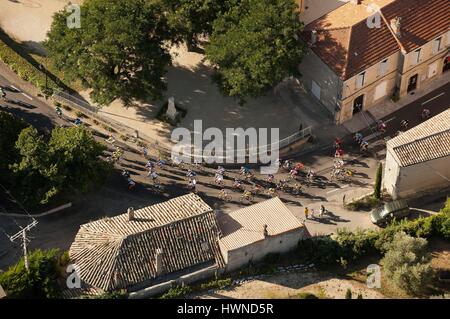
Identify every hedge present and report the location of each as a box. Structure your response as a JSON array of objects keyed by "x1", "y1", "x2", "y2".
[
  {"x1": 0, "y1": 249, "x2": 61, "y2": 299},
  {"x1": 0, "y1": 38, "x2": 58, "y2": 95},
  {"x1": 297, "y1": 199, "x2": 450, "y2": 266}
]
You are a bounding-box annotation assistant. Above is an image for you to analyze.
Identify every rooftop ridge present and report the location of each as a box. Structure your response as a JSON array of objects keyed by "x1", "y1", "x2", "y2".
[{"x1": 392, "y1": 128, "x2": 450, "y2": 150}]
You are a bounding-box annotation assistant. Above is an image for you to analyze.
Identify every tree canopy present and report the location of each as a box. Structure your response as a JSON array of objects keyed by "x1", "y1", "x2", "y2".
[
  {"x1": 0, "y1": 112, "x2": 110, "y2": 208},
  {"x1": 10, "y1": 125, "x2": 110, "y2": 206},
  {"x1": 160, "y1": 0, "x2": 233, "y2": 50},
  {"x1": 205, "y1": 0, "x2": 306, "y2": 103},
  {"x1": 0, "y1": 249, "x2": 61, "y2": 299},
  {"x1": 381, "y1": 232, "x2": 434, "y2": 295},
  {"x1": 0, "y1": 112, "x2": 28, "y2": 172},
  {"x1": 45, "y1": 0, "x2": 172, "y2": 106}
]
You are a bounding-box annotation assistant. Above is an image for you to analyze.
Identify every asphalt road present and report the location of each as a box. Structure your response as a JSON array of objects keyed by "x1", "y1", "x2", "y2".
[
  {"x1": 0, "y1": 67, "x2": 448, "y2": 270},
  {"x1": 0, "y1": 73, "x2": 65, "y2": 131}
]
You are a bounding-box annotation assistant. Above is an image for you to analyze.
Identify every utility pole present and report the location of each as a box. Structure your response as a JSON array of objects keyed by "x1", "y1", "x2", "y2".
[{"x1": 9, "y1": 220, "x2": 38, "y2": 272}]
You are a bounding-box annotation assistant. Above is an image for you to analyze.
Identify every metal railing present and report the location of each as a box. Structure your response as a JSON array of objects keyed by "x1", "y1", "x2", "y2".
[
  {"x1": 180, "y1": 126, "x2": 313, "y2": 163},
  {"x1": 53, "y1": 91, "x2": 166, "y2": 152},
  {"x1": 53, "y1": 91, "x2": 313, "y2": 163}
]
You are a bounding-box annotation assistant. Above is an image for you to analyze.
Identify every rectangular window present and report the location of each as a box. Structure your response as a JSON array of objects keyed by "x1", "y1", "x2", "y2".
[
  {"x1": 412, "y1": 49, "x2": 421, "y2": 65},
  {"x1": 432, "y1": 37, "x2": 442, "y2": 54},
  {"x1": 379, "y1": 59, "x2": 388, "y2": 76},
  {"x1": 356, "y1": 72, "x2": 365, "y2": 88},
  {"x1": 374, "y1": 81, "x2": 387, "y2": 101}
]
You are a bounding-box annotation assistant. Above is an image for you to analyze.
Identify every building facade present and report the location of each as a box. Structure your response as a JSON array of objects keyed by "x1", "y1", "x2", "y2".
[
  {"x1": 383, "y1": 109, "x2": 450, "y2": 199},
  {"x1": 299, "y1": 0, "x2": 450, "y2": 123},
  {"x1": 217, "y1": 198, "x2": 308, "y2": 272}
]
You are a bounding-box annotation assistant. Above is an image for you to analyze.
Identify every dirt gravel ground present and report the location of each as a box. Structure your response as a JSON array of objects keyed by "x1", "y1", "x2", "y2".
[{"x1": 194, "y1": 270, "x2": 386, "y2": 299}]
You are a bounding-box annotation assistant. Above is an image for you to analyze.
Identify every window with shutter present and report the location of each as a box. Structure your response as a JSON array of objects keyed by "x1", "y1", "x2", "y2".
[
  {"x1": 379, "y1": 59, "x2": 388, "y2": 76},
  {"x1": 356, "y1": 72, "x2": 365, "y2": 89}
]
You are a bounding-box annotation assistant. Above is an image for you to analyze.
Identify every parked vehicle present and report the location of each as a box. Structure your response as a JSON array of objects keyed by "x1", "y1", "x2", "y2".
[{"x1": 370, "y1": 200, "x2": 410, "y2": 226}]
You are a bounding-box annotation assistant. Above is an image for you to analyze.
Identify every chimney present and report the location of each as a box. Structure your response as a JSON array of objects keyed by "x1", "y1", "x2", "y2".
[
  {"x1": 155, "y1": 248, "x2": 163, "y2": 276},
  {"x1": 350, "y1": 0, "x2": 361, "y2": 4},
  {"x1": 311, "y1": 30, "x2": 317, "y2": 45},
  {"x1": 263, "y1": 224, "x2": 269, "y2": 238},
  {"x1": 127, "y1": 207, "x2": 134, "y2": 221},
  {"x1": 390, "y1": 17, "x2": 401, "y2": 37}
]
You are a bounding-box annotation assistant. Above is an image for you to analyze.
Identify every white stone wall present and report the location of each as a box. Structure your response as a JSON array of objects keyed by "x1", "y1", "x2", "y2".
[
  {"x1": 383, "y1": 147, "x2": 401, "y2": 197},
  {"x1": 222, "y1": 228, "x2": 307, "y2": 273},
  {"x1": 384, "y1": 153, "x2": 450, "y2": 199}
]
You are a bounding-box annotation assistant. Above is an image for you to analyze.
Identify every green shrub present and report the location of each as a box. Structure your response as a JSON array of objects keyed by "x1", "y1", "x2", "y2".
[
  {"x1": 345, "y1": 288, "x2": 352, "y2": 299},
  {"x1": 0, "y1": 249, "x2": 61, "y2": 299},
  {"x1": 119, "y1": 135, "x2": 129, "y2": 142},
  {"x1": 296, "y1": 292, "x2": 319, "y2": 299},
  {"x1": 374, "y1": 163, "x2": 382, "y2": 199},
  {"x1": 159, "y1": 285, "x2": 193, "y2": 299},
  {"x1": 199, "y1": 278, "x2": 232, "y2": 291},
  {"x1": 75, "y1": 111, "x2": 85, "y2": 118},
  {"x1": 381, "y1": 232, "x2": 434, "y2": 295},
  {"x1": 334, "y1": 228, "x2": 379, "y2": 260},
  {"x1": 297, "y1": 201, "x2": 450, "y2": 267},
  {"x1": 346, "y1": 195, "x2": 381, "y2": 211},
  {"x1": 0, "y1": 39, "x2": 58, "y2": 95},
  {"x1": 80, "y1": 290, "x2": 128, "y2": 299}
]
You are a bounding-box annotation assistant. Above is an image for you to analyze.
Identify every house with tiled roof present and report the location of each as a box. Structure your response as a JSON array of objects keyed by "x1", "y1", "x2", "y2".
[
  {"x1": 296, "y1": 0, "x2": 346, "y2": 25},
  {"x1": 69, "y1": 193, "x2": 224, "y2": 292},
  {"x1": 217, "y1": 197, "x2": 308, "y2": 272},
  {"x1": 383, "y1": 109, "x2": 450, "y2": 199},
  {"x1": 299, "y1": 0, "x2": 450, "y2": 123}
]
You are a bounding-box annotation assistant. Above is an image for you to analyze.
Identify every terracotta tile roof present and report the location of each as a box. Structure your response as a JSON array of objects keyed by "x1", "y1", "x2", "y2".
[
  {"x1": 303, "y1": 0, "x2": 450, "y2": 80},
  {"x1": 69, "y1": 194, "x2": 224, "y2": 291},
  {"x1": 387, "y1": 109, "x2": 450, "y2": 167},
  {"x1": 218, "y1": 197, "x2": 304, "y2": 251}
]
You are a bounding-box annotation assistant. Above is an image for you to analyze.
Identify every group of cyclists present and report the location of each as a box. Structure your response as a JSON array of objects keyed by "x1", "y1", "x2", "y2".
[{"x1": 110, "y1": 105, "x2": 435, "y2": 203}]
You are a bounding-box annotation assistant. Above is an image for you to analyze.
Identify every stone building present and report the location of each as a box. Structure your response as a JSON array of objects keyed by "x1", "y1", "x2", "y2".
[
  {"x1": 69, "y1": 193, "x2": 224, "y2": 292},
  {"x1": 383, "y1": 109, "x2": 450, "y2": 199},
  {"x1": 217, "y1": 197, "x2": 308, "y2": 272},
  {"x1": 299, "y1": 0, "x2": 450, "y2": 123}
]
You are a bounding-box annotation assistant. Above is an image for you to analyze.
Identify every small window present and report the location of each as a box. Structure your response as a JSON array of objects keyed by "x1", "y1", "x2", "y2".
[
  {"x1": 432, "y1": 37, "x2": 442, "y2": 54},
  {"x1": 413, "y1": 49, "x2": 421, "y2": 65},
  {"x1": 356, "y1": 72, "x2": 365, "y2": 88},
  {"x1": 379, "y1": 59, "x2": 388, "y2": 76}
]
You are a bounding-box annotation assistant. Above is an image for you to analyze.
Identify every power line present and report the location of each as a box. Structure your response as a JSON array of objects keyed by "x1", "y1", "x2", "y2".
[
  {"x1": 0, "y1": 183, "x2": 38, "y2": 271},
  {"x1": 0, "y1": 183, "x2": 35, "y2": 220}
]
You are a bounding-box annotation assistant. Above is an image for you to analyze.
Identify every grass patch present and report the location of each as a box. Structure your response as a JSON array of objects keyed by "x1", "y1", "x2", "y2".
[
  {"x1": 75, "y1": 111, "x2": 86, "y2": 118},
  {"x1": 157, "y1": 276, "x2": 233, "y2": 299},
  {"x1": 294, "y1": 292, "x2": 319, "y2": 299},
  {"x1": 32, "y1": 54, "x2": 84, "y2": 92},
  {"x1": 345, "y1": 195, "x2": 382, "y2": 211},
  {"x1": 0, "y1": 37, "x2": 57, "y2": 96}
]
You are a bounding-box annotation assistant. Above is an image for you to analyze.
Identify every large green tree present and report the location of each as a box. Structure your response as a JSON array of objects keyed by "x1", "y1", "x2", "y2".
[
  {"x1": 11, "y1": 125, "x2": 110, "y2": 207},
  {"x1": 0, "y1": 112, "x2": 28, "y2": 171},
  {"x1": 206, "y1": 0, "x2": 306, "y2": 103},
  {"x1": 381, "y1": 232, "x2": 434, "y2": 295},
  {"x1": 45, "y1": 0, "x2": 172, "y2": 106},
  {"x1": 0, "y1": 249, "x2": 61, "y2": 299},
  {"x1": 160, "y1": 0, "x2": 233, "y2": 51}
]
